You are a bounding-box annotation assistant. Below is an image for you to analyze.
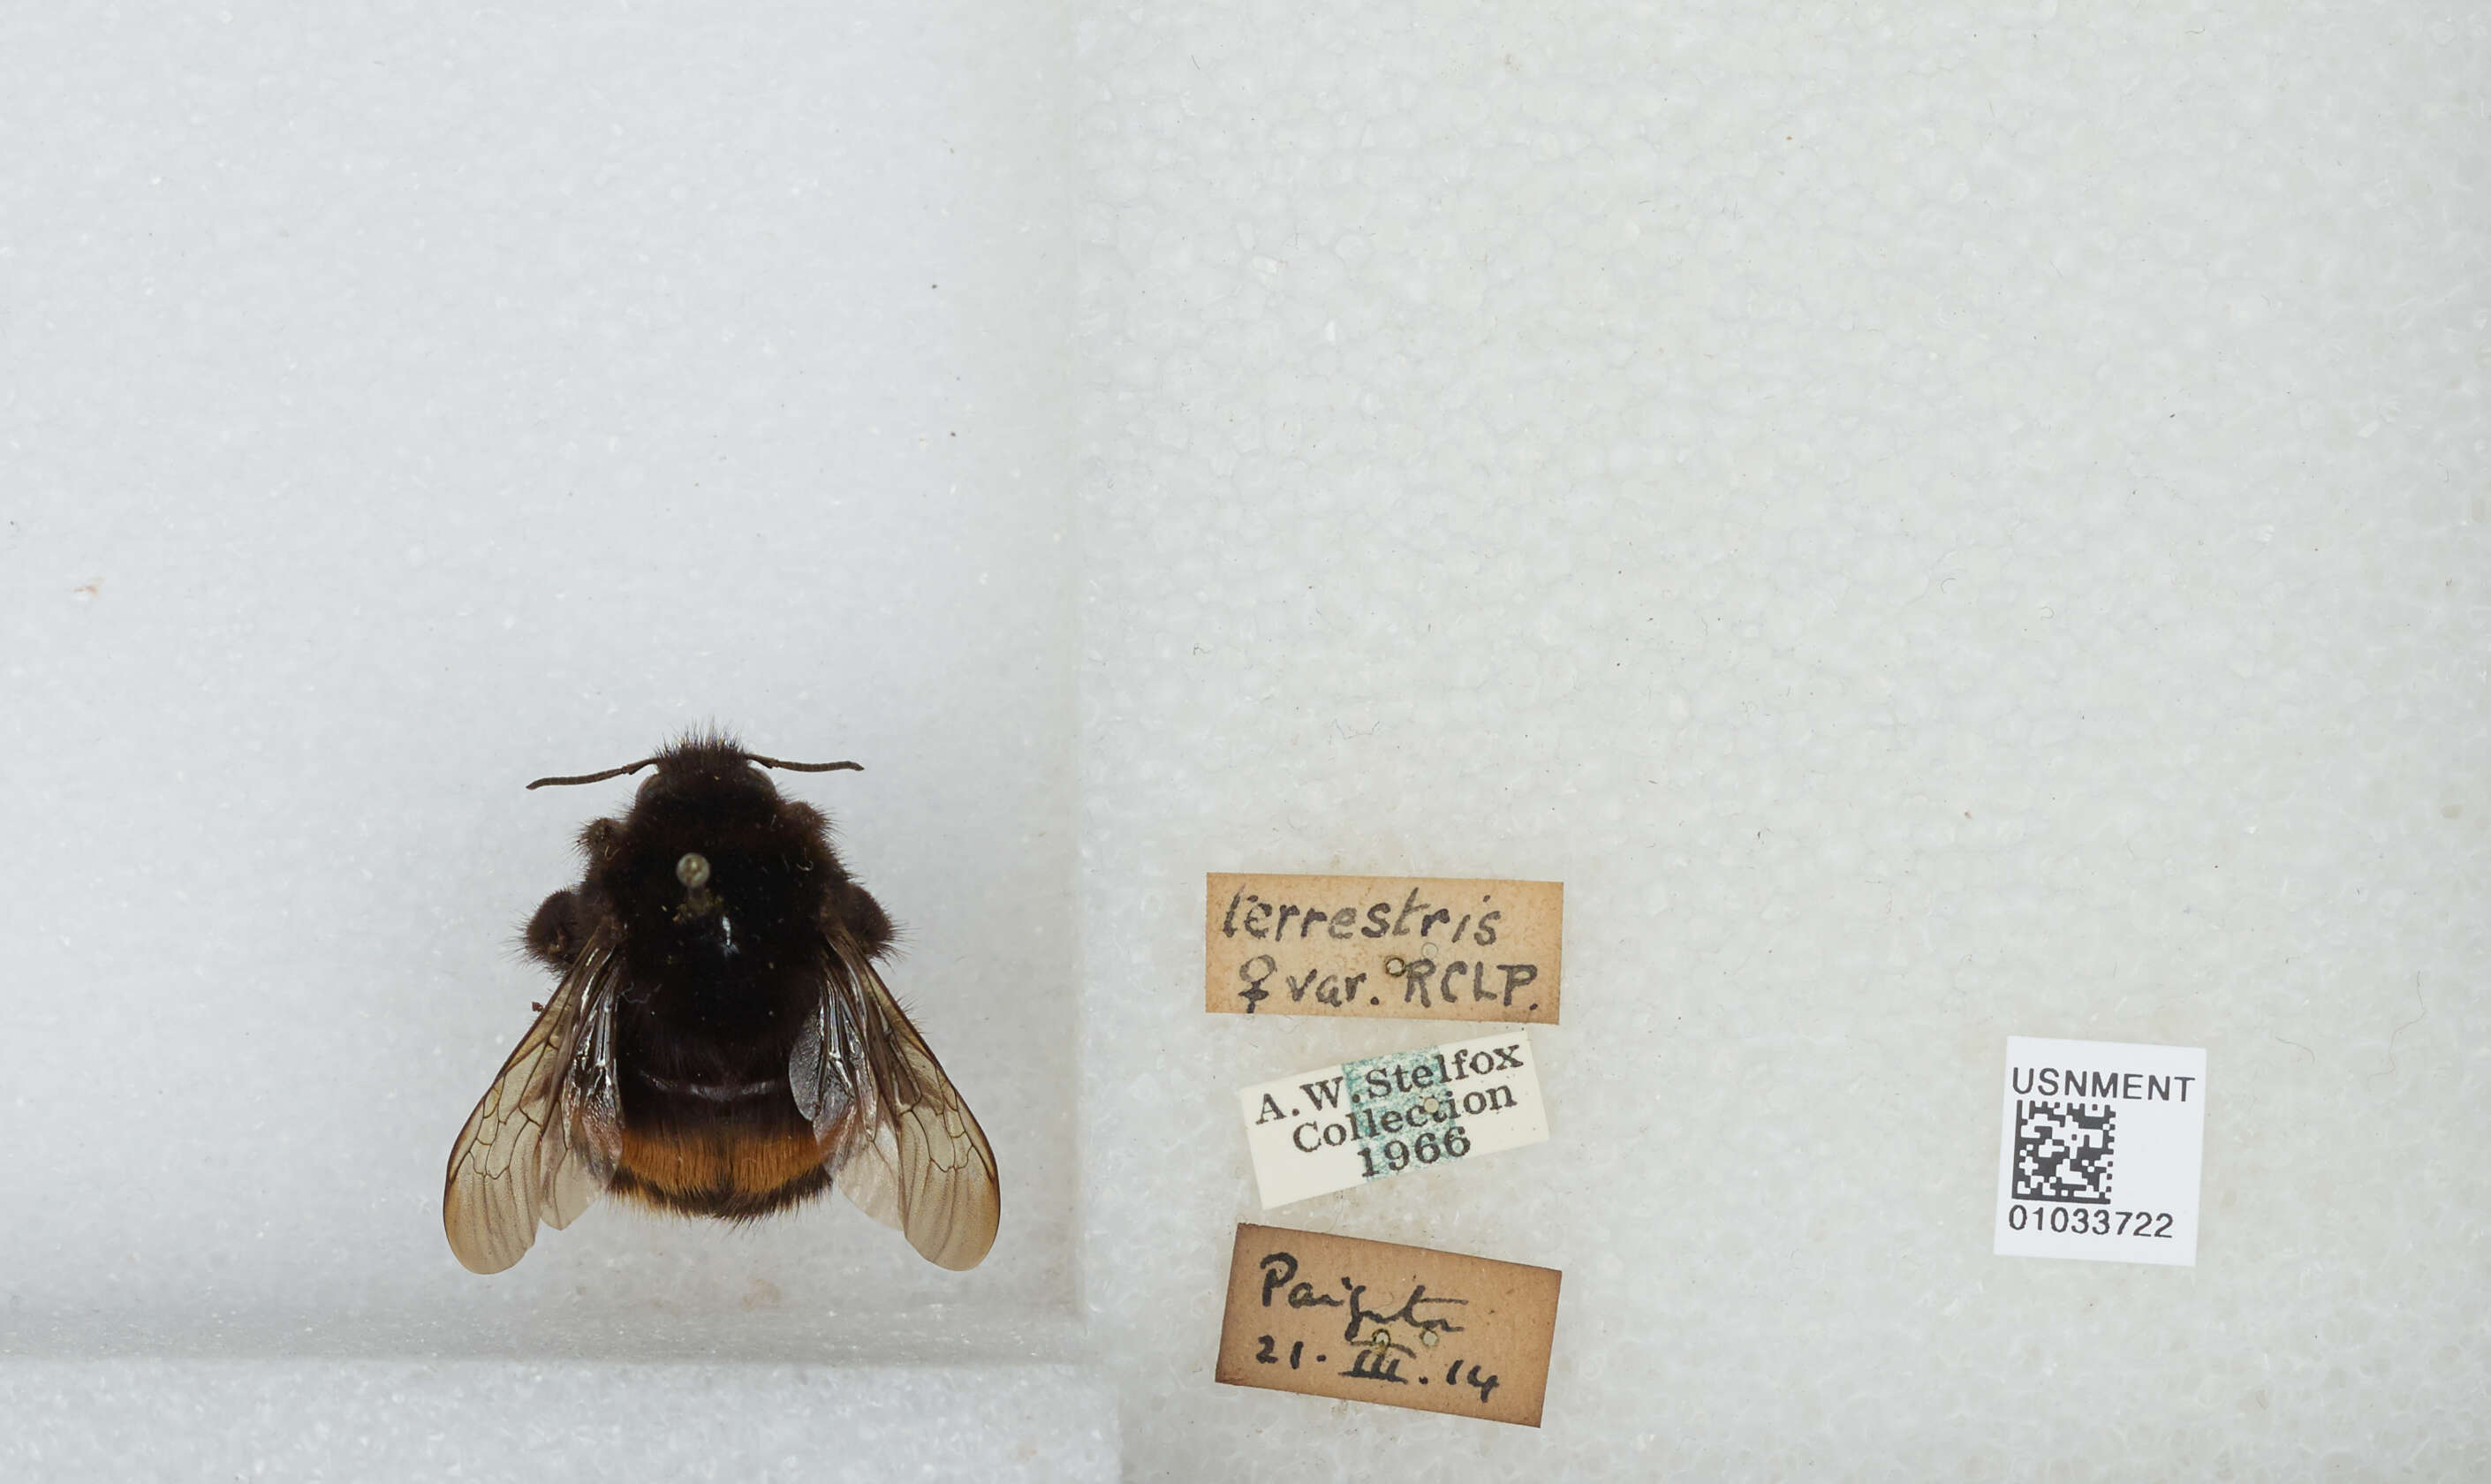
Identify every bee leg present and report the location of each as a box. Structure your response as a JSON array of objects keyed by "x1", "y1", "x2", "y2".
[
  {"x1": 788, "y1": 800, "x2": 898, "y2": 959},
  {"x1": 578, "y1": 817, "x2": 622, "y2": 865},
  {"x1": 525, "y1": 889, "x2": 590, "y2": 971},
  {"x1": 832, "y1": 880, "x2": 897, "y2": 960}
]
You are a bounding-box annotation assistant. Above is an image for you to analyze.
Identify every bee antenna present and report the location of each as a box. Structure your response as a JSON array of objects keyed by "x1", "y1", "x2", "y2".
[
  {"x1": 744, "y1": 754, "x2": 866, "y2": 775},
  {"x1": 525, "y1": 757, "x2": 664, "y2": 790}
]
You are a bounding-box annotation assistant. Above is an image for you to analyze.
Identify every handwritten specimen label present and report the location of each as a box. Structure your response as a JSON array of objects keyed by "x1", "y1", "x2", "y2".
[
  {"x1": 1205, "y1": 874, "x2": 1562, "y2": 1023},
  {"x1": 1238, "y1": 1030, "x2": 1550, "y2": 1208},
  {"x1": 1215, "y1": 1223, "x2": 1562, "y2": 1427},
  {"x1": 1993, "y1": 1036, "x2": 2207, "y2": 1267}
]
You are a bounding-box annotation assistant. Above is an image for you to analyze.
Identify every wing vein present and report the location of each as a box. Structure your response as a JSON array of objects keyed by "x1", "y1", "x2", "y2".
[
  {"x1": 442, "y1": 937, "x2": 624, "y2": 1274},
  {"x1": 816, "y1": 935, "x2": 1001, "y2": 1271}
]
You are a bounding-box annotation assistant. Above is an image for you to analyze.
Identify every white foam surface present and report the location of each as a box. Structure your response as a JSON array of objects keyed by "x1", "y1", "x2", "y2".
[
  {"x1": 7, "y1": 0, "x2": 2488, "y2": 1477},
  {"x1": 0, "y1": 1361, "x2": 1117, "y2": 1481},
  {"x1": 1077, "y1": 1, "x2": 2487, "y2": 1476}
]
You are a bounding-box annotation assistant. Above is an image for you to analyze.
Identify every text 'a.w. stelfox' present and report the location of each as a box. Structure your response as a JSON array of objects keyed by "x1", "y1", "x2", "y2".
[{"x1": 1238, "y1": 1032, "x2": 1549, "y2": 1208}]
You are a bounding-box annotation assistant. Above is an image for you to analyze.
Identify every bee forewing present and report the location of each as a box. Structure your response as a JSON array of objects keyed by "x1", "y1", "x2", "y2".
[
  {"x1": 443, "y1": 939, "x2": 623, "y2": 1273},
  {"x1": 822, "y1": 943, "x2": 1002, "y2": 1271}
]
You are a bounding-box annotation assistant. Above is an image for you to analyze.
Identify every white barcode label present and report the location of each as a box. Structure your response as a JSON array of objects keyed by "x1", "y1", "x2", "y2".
[{"x1": 1993, "y1": 1037, "x2": 2207, "y2": 1266}]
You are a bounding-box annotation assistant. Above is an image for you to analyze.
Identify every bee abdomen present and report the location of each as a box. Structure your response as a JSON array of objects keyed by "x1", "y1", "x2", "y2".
[
  {"x1": 636, "y1": 1071, "x2": 788, "y2": 1106},
  {"x1": 610, "y1": 1122, "x2": 835, "y2": 1219}
]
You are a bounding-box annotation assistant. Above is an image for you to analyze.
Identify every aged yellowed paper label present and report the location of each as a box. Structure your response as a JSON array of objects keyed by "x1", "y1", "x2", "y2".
[
  {"x1": 1205, "y1": 874, "x2": 1562, "y2": 1023},
  {"x1": 1214, "y1": 1223, "x2": 1563, "y2": 1427},
  {"x1": 1237, "y1": 1030, "x2": 1549, "y2": 1208}
]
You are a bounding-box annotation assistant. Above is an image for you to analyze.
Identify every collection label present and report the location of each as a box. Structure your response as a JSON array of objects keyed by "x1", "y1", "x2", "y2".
[
  {"x1": 1214, "y1": 1223, "x2": 1562, "y2": 1427},
  {"x1": 1238, "y1": 1029, "x2": 1550, "y2": 1208},
  {"x1": 1992, "y1": 1036, "x2": 2208, "y2": 1267},
  {"x1": 1205, "y1": 873, "x2": 1562, "y2": 1023}
]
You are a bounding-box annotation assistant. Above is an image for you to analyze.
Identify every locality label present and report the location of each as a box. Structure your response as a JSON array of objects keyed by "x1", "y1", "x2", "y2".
[{"x1": 1215, "y1": 1223, "x2": 1563, "y2": 1427}]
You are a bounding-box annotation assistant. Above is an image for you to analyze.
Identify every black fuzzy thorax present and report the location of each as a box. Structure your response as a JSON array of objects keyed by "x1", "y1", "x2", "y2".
[
  {"x1": 528, "y1": 740, "x2": 896, "y2": 1192},
  {"x1": 600, "y1": 761, "x2": 825, "y2": 1098}
]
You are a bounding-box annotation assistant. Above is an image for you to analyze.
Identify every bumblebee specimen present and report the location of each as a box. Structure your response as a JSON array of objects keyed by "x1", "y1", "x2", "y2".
[{"x1": 443, "y1": 737, "x2": 999, "y2": 1274}]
